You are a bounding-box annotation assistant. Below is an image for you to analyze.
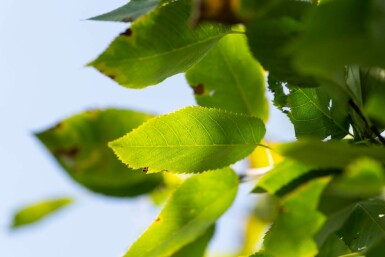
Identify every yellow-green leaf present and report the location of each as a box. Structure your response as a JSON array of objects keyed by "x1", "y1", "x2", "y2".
[
  {"x1": 122, "y1": 168, "x2": 238, "y2": 257},
  {"x1": 110, "y1": 106, "x2": 265, "y2": 173},
  {"x1": 12, "y1": 198, "x2": 72, "y2": 229}
]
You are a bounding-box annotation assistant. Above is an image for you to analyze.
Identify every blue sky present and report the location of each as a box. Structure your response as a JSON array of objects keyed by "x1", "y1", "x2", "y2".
[{"x1": 0, "y1": 1, "x2": 294, "y2": 256}]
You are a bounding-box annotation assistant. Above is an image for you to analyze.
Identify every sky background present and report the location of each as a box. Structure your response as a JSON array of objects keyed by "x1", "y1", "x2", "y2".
[{"x1": 0, "y1": 1, "x2": 294, "y2": 256}]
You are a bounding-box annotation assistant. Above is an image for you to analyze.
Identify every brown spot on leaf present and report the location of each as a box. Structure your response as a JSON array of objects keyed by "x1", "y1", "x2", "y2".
[
  {"x1": 107, "y1": 74, "x2": 115, "y2": 80},
  {"x1": 54, "y1": 122, "x2": 63, "y2": 130},
  {"x1": 54, "y1": 147, "x2": 79, "y2": 159},
  {"x1": 155, "y1": 217, "x2": 161, "y2": 222},
  {"x1": 142, "y1": 167, "x2": 149, "y2": 173},
  {"x1": 122, "y1": 17, "x2": 134, "y2": 22},
  {"x1": 192, "y1": 83, "x2": 205, "y2": 95},
  {"x1": 120, "y1": 28, "x2": 133, "y2": 37}
]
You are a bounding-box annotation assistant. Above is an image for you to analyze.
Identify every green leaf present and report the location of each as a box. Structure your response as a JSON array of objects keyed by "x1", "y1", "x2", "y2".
[
  {"x1": 171, "y1": 225, "x2": 215, "y2": 257},
  {"x1": 253, "y1": 160, "x2": 313, "y2": 195},
  {"x1": 263, "y1": 177, "x2": 331, "y2": 257},
  {"x1": 316, "y1": 234, "x2": 351, "y2": 257},
  {"x1": 245, "y1": 0, "x2": 316, "y2": 87},
  {"x1": 327, "y1": 158, "x2": 385, "y2": 198},
  {"x1": 36, "y1": 108, "x2": 163, "y2": 197},
  {"x1": 186, "y1": 33, "x2": 268, "y2": 120},
  {"x1": 277, "y1": 139, "x2": 385, "y2": 169},
  {"x1": 122, "y1": 168, "x2": 238, "y2": 257},
  {"x1": 335, "y1": 199, "x2": 385, "y2": 254},
  {"x1": 268, "y1": 77, "x2": 349, "y2": 139},
  {"x1": 11, "y1": 198, "x2": 72, "y2": 229},
  {"x1": 89, "y1": 0, "x2": 160, "y2": 22},
  {"x1": 110, "y1": 106, "x2": 265, "y2": 174},
  {"x1": 90, "y1": 0, "x2": 230, "y2": 89},
  {"x1": 292, "y1": 0, "x2": 385, "y2": 77}
]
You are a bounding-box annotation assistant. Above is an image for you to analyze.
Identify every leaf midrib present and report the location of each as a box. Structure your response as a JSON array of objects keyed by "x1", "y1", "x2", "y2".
[
  {"x1": 120, "y1": 143, "x2": 259, "y2": 148},
  {"x1": 297, "y1": 88, "x2": 350, "y2": 135},
  {"x1": 119, "y1": 33, "x2": 228, "y2": 63},
  {"x1": 136, "y1": 182, "x2": 238, "y2": 257}
]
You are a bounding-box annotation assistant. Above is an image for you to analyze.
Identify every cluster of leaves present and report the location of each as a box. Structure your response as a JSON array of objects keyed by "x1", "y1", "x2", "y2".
[{"x1": 12, "y1": 0, "x2": 385, "y2": 256}]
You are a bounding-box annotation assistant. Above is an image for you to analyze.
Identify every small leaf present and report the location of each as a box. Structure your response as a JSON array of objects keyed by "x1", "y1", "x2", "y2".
[
  {"x1": 268, "y1": 77, "x2": 349, "y2": 139},
  {"x1": 89, "y1": 0, "x2": 160, "y2": 22},
  {"x1": 90, "y1": 0, "x2": 230, "y2": 88},
  {"x1": 11, "y1": 198, "x2": 72, "y2": 229},
  {"x1": 171, "y1": 225, "x2": 215, "y2": 257},
  {"x1": 122, "y1": 168, "x2": 238, "y2": 257},
  {"x1": 277, "y1": 139, "x2": 385, "y2": 169},
  {"x1": 263, "y1": 177, "x2": 331, "y2": 257},
  {"x1": 110, "y1": 106, "x2": 265, "y2": 174},
  {"x1": 186, "y1": 33, "x2": 268, "y2": 120},
  {"x1": 36, "y1": 108, "x2": 163, "y2": 197}
]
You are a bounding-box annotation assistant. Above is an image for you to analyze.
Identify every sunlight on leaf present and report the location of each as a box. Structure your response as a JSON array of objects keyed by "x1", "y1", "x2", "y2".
[
  {"x1": 11, "y1": 198, "x2": 72, "y2": 229},
  {"x1": 110, "y1": 106, "x2": 265, "y2": 174},
  {"x1": 122, "y1": 168, "x2": 238, "y2": 257}
]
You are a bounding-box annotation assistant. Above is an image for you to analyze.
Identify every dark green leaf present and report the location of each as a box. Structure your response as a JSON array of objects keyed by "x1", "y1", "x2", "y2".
[
  {"x1": 245, "y1": 1, "x2": 316, "y2": 87},
  {"x1": 292, "y1": 0, "x2": 385, "y2": 77},
  {"x1": 122, "y1": 168, "x2": 238, "y2": 257},
  {"x1": 90, "y1": 0, "x2": 230, "y2": 88},
  {"x1": 89, "y1": 0, "x2": 159, "y2": 22},
  {"x1": 36, "y1": 108, "x2": 163, "y2": 197},
  {"x1": 11, "y1": 198, "x2": 72, "y2": 229},
  {"x1": 268, "y1": 77, "x2": 349, "y2": 139},
  {"x1": 277, "y1": 139, "x2": 385, "y2": 169},
  {"x1": 336, "y1": 199, "x2": 385, "y2": 254},
  {"x1": 186, "y1": 33, "x2": 268, "y2": 120},
  {"x1": 110, "y1": 106, "x2": 265, "y2": 174}
]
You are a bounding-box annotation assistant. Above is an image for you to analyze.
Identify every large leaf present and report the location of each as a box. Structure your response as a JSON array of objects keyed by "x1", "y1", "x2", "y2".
[
  {"x1": 245, "y1": 0, "x2": 316, "y2": 87},
  {"x1": 186, "y1": 33, "x2": 268, "y2": 120},
  {"x1": 90, "y1": 0, "x2": 230, "y2": 89},
  {"x1": 89, "y1": 0, "x2": 159, "y2": 22},
  {"x1": 268, "y1": 77, "x2": 349, "y2": 139},
  {"x1": 292, "y1": 0, "x2": 385, "y2": 77},
  {"x1": 277, "y1": 139, "x2": 385, "y2": 169},
  {"x1": 36, "y1": 108, "x2": 163, "y2": 197},
  {"x1": 11, "y1": 198, "x2": 72, "y2": 229},
  {"x1": 110, "y1": 106, "x2": 265, "y2": 174},
  {"x1": 122, "y1": 168, "x2": 238, "y2": 257},
  {"x1": 261, "y1": 177, "x2": 331, "y2": 257}
]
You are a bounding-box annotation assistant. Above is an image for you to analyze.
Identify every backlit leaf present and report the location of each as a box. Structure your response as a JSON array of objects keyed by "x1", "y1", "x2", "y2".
[
  {"x1": 122, "y1": 168, "x2": 238, "y2": 257},
  {"x1": 11, "y1": 198, "x2": 72, "y2": 229},
  {"x1": 110, "y1": 106, "x2": 265, "y2": 174},
  {"x1": 186, "y1": 33, "x2": 268, "y2": 120},
  {"x1": 90, "y1": 0, "x2": 230, "y2": 88},
  {"x1": 262, "y1": 177, "x2": 331, "y2": 257},
  {"x1": 36, "y1": 108, "x2": 163, "y2": 197},
  {"x1": 171, "y1": 225, "x2": 215, "y2": 257},
  {"x1": 89, "y1": 0, "x2": 159, "y2": 22},
  {"x1": 253, "y1": 160, "x2": 313, "y2": 195}
]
